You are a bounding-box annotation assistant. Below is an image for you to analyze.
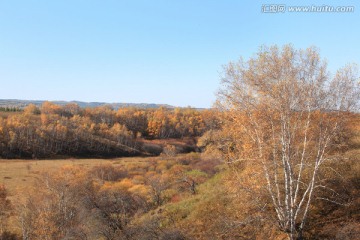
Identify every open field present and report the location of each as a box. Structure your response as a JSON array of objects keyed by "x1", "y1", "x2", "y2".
[{"x1": 0, "y1": 157, "x2": 150, "y2": 199}]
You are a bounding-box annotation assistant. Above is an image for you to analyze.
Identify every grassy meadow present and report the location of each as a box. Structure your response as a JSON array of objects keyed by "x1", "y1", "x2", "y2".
[{"x1": 0, "y1": 157, "x2": 148, "y2": 199}]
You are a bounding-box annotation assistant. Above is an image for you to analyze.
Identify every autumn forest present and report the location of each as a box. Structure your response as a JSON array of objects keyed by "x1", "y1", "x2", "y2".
[
  {"x1": 0, "y1": 45, "x2": 360, "y2": 240},
  {"x1": 0, "y1": 102, "x2": 219, "y2": 159}
]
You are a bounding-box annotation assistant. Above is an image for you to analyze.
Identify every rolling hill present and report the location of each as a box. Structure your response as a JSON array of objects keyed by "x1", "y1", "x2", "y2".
[{"x1": 0, "y1": 99, "x2": 174, "y2": 109}]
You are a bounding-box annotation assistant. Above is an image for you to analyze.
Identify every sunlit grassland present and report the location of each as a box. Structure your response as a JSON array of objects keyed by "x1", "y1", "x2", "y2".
[{"x1": 0, "y1": 157, "x2": 150, "y2": 199}]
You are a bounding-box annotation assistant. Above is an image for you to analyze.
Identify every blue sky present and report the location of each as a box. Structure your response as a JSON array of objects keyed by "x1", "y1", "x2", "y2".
[{"x1": 0, "y1": 0, "x2": 359, "y2": 108}]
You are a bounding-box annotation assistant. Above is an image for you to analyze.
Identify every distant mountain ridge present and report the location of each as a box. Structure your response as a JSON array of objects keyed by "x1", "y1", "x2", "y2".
[{"x1": 0, "y1": 99, "x2": 175, "y2": 110}]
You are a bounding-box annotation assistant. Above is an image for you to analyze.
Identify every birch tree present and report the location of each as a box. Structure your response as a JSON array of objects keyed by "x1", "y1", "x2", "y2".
[{"x1": 217, "y1": 45, "x2": 359, "y2": 239}]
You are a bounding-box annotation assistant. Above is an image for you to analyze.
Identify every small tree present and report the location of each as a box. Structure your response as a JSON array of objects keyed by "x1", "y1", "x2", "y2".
[
  {"x1": 146, "y1": 174, "x2": 171, "y2": 206},
  {"x1": 18, "y1": 167, "x2": 87, "y2": 240},
  {"x1": 217, "y1": 45, "x2": 359, "y2": 239},
  {"x1": 171, "y1": 166, "x2": 208, "y2": 195}
]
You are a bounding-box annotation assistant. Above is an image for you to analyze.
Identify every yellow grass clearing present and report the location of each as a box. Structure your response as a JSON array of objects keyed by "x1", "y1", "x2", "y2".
[{"x1": 0, "y1": 157, "x2": 149, "y2": 198}]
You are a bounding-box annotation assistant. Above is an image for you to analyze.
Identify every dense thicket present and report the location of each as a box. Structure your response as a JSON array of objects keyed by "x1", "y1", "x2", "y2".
[{"x1": 0, "y1": 103, "x2": 219, "y2": 158}]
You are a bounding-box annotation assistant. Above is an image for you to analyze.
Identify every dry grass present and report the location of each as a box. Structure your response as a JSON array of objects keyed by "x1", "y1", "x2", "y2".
[
  {"x1": 0, "y1": 156, "x2": 156, "y2": 235},
  {"x1": 0, "y1": 157, "x2": 148, "y2": 199}
]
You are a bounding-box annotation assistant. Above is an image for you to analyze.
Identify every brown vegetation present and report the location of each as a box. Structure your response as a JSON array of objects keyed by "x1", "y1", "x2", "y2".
[
  {"x1": 0, "y1": 105, "x2": 219, "y2": 159},
  {"x1": 215, "y1": 44, "x2": 359, "y2": 239},
  {"x1": 0, "y1": 45, "x2": 359, "y2": 239}
]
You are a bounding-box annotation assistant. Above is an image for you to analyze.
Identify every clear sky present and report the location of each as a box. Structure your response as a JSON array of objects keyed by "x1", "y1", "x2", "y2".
[{"x1": 0, "y1": 0, "x2": 359, "y2": 108}]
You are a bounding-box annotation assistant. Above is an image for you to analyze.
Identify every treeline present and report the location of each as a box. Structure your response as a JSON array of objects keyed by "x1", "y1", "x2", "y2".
[
  {"x1": 0, "y1": 102, "x2": 219, "y2": 158},
  {"x1": 0, "y1": 107, "x2": 22, "y2": 112}
]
